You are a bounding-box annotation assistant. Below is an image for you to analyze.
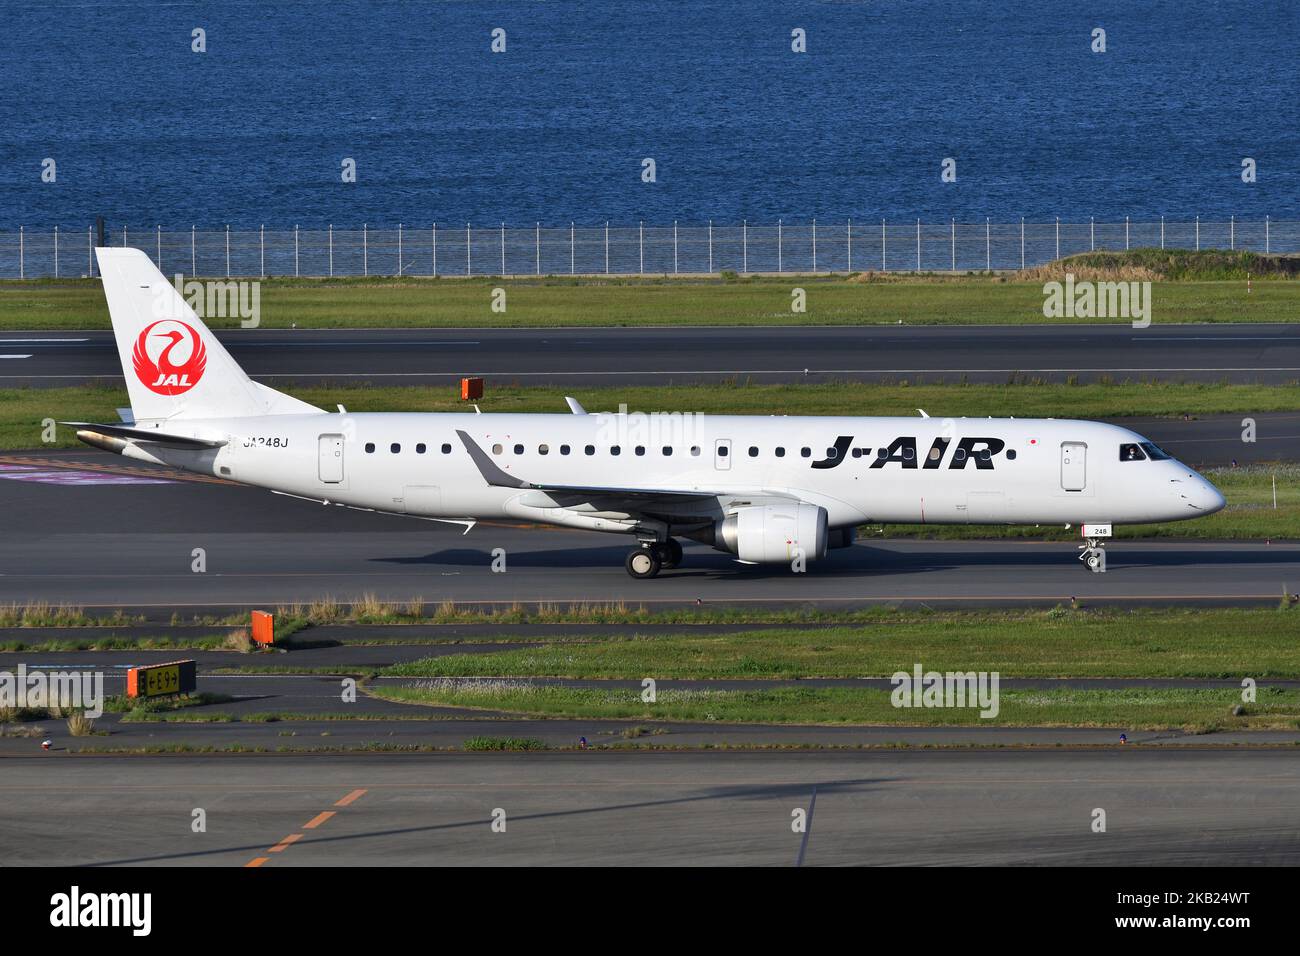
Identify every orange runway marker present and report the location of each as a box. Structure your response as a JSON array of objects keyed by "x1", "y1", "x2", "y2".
[
  {"x1": 245, "y1": 857, "x2": 270, "y2": 868},
  {"x1": 303, "y1": 811, "x2": 336, "y2": 830},
  {"x1": 335, "y1": 789, "x2": 367, "y2": 807},
  {"x1": 268, "y1": 833, "x2": 303, "y2": 853}
]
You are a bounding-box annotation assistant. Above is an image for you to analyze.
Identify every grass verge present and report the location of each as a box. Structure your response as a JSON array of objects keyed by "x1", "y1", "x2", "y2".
[
  {"x1": 371, "y1": 681, "x2": 1300, "y2": 731},
  {"x1": 379, "y1": 607, "x2": 1300, "y2": 680}
]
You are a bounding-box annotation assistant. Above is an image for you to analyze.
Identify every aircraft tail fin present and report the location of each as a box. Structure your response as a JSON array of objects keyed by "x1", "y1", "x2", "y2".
[{"x1": 94, "y1": 247, "x2": 320, "y2": 421}]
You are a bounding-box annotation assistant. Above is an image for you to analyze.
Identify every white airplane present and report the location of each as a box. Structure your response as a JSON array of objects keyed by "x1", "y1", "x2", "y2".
[{"x1": 71, "y1": 247, "x2": 1225, "y2": 579}]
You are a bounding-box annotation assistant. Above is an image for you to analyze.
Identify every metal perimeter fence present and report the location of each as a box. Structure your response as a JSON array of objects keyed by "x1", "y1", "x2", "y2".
[{"x1": 1, "y1": 217, "x2": 1296, "y2": 279}]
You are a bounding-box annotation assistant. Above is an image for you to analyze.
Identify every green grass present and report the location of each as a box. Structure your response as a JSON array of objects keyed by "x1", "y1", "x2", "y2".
[
  {"x1": 462, "y1": 735, "x2": 549, "y2": 751},
  {"x1": 5, "y1": 379, "x2": 1299, "y2": 451},
  {"x1": 0, "y1": 266, "x2": 1294, "y2": 330},
  {"x1": 379, "y1": 607, "x2": 1300, "y2": 680},
  {"x1": 370, "y1": 681, "x2": 1300, "y2": 731}
]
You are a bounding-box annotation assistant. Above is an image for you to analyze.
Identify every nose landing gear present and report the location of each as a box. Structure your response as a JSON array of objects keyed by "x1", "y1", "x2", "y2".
[{"x1": 1078, "y1": 538, "x2": 1107, "y2": 573}]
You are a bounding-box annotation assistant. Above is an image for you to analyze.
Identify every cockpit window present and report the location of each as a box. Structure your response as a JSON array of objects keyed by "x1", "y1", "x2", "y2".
[
  {"x1": 1140, "y1": 442, "x2": 1172, "y2": 461},
  {"x1": 1119, "y1": 443, "x2": 1146, "y2": 462}
]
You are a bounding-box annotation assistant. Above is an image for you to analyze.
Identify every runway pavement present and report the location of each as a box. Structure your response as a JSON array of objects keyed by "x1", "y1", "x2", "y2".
[
  {"x1": 1, "y1": 453, "x2": 1295, "y2": 607},
  {"x1": 3, "y1": 750, "x2": 1299, "y2": 865},
  {"x1": 4, "y1": 324, "x2": 1300, "y2": 386}
]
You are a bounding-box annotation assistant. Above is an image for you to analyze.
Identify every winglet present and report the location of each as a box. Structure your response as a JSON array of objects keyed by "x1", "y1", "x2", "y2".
[
  {"x1": 565, "y1": 396, "x2": 587, "y2": 415},
  {"x1": 917, "y1": 408, "x2": 930, "y2": 418},
  {"x1": 456, "y1": 430, "x2": 529, "y2": 489}
]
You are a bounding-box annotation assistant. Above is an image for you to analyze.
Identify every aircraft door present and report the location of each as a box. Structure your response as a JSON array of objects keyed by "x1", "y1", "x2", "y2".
[
  {"x1": 1060, "y1": 442, "x2": 1086, "y2": 492},
  {"x1": 318, "y1": 434, "x2": 344, "y2": 483},
  {"x1": 714, "y1": 439, "x2": 732, "y2": 471}
]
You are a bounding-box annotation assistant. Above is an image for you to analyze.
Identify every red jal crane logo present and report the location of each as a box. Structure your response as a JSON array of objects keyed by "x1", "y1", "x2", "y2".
[{"x1": 132, "y1": 320, "x2": 208, "y2": 395}]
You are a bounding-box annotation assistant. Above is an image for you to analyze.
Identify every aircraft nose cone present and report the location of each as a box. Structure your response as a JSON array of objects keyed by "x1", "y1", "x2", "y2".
[{"x1": 1201, "y1": 478, "x2": 1227, "y2": 515}]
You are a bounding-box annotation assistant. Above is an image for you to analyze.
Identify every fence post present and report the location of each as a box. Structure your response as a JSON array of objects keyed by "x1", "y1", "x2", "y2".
[
  {"x1": 398, "y1": 222, "x2": 403, "y2": 276},
  {"x1": 1266, "y1": 215, "x2": 1270, "y2": 254},
  {"x1": 225, "y1": 224, "x2": 230, "y2": 277},
  {"x1": 191, "y1": 224, "x2": 196, "y2": 276},
  {"x1": 742, "y1": 219, "x2": 748, "y2": 273},
  {"x1": 364, "y1": 223, "x2": 369, "y2": 276},
  {"x1": 18, "y1": 226, "x2": 22, "y2": 279},
  {"x1": 950, "y1": 218, "x2": 955, "y2": 271},
  {"x1": 847, "y1": 218, "x2": 852, "y2": 272},
  {"x1": 1091, "y1": 216, "x2": 1095, "y2": 251},
  {"x1": 1125, "y1": 215, "x2": 1129, "y2": 250},
  {"x1": 1055, "y1": 216, "x2": 1059, "y2": 260},
  {"x1": 432, "y1": 223, "x2": 437, "y2": 276},
  {"x1": 1020, "y1": 217, "x2": 1024, "y2": 270},
  {"x1": 124, "y1": 225, "x2": 127, "y2": 248},
  {"x1": 915, "y1": 219, "x2": 920, "y2": 271},
  {"x1": 88, "y1": 225, "x2": 92, "y2": 277},
  {"x1": 1230, "y1": 214, "x2": 1234, "y2": 250},
  {"x1": 1159, "y1": 215, "x2": 1164, "y2": 249},
  {"x1": 673, "y1": 220, "x2": 678, "y2": 274},
  {"x1": 570, "y1": 222, "x2": 574, "y2": 275},
  {"x1": 604, "y1": 221, "x2": 609, "y2": 274},
  {"x1": 329, "y1": 223, "x2": 334, "y2": 276},
  {"x1": 777, "y1": 219, "x2": 783, "y2": 272},
  {"x1": 260, "y1": 224, "x2": 264, "y2": 278},
  {"x1": 501, "y1": 222, "x2": 506, "y2": 275},
  {"x1": 54, "y1": 225, "x2": 59, "y2": 278},
  {"x1": 1195, "y1": 215, "x2": 1199, "y2": 251},
  {"x1": 708, "y1": 220, "x2": 713, "y2": 273},
  {"x1": 295, "y1": 225, "x2": 299, "y2": 277},
  {"x1": 985, "y1": 217, "x2": 990, "y2": 271},
  {"x1": 536, "y1": 223, "x2": 540, "y2": 275},
  {"x1": 881, "y1": 218, "x2": 886, "y2": 271},
  {"x1": 812, "y1": 218, "x2": 817, "y2": 272},
  {"x1": 157, "y1": 224, "x2": 162, "y2": 269},
  {"x1": 465, "y1": 223, "x2": 470, "y2": 276},
  {"x1": 639, "y1": 221, "x2": 643, "y2": 274}
]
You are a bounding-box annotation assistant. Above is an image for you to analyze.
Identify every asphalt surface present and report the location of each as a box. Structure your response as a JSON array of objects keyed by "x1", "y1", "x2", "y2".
[
  {"x1": 4, "y1": 751, "x2": 1299, "y2": 865},
  {"x1": 1, "y1": 453, "x2": 1295, "y2": 607},
  {"x1": 5, "y1": 324, "x2": 1300, "y2": 386}
]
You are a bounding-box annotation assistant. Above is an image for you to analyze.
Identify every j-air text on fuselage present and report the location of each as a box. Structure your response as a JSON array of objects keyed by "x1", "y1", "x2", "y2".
[{"x1": 70, "y1": 248, "x2": 1225, "y2": 579}]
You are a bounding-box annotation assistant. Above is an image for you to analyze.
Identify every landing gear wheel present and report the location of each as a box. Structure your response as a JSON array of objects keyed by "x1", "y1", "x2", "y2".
[
  {"x1": 1084, "y1": 551, "x2": 1103, "y2": 571},
  {"x1": 657, "y1": 539, "x2": 683, "y2": 570},
  {"x1": 626, "y1": 547, "x2": 662, "y2": 579},
  {"x1": 1077, "y1": 538, "x2": 1106, "y2": 573}
]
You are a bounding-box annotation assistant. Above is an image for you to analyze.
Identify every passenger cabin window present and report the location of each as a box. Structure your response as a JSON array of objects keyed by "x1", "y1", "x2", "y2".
[
  {"x1": 1006, "y1": 449, "x2": 1017, "y2": 460},
  {"x1": 585, "y1": 445, "x2": 595, "y2": 456},
  {"x1": 775, "y1": 447, "x2": 785, "y2": 457},
  {"x1": 717, "y1": 445, "x2": 728, "y2": 457},
  {"x1": 635, "y1": 446, "x2": 645, "y2": 456},
  {"x1": 365, "y1": 442, "x2": 375, "y2": 454},
  {"x1": 662, "y1": 446, "x2": 673, "y2": 456},
  {"x1": 610, "y1": 446, "x2": 621, "y2": 456},
  {"x1": 801, "y1": 447, "x2": 811, "y2": 458},
  {"x1": 690, "y1": 446, "x2": 700, "y2": 456},
  {"x1": 748, "y1": 446, "x2": 758, "y2": 457},
  {"x1": 416, "y1": 443, "x2": 426, "y2": 454},
  {"x1": 492, "y1": 444, "x2": 503, "y2": 455},
  {"x1": 560, "y1": 445, "x2": 571, "y2": 455},
  {"x1": 539, "y1": 444, "x2": 549, "y2": 455},
  {"x1": 441, "y1": 443, "x2": 452, "y2": 454},
  {"x1": 1119, "y1": 443, "x2": 1147, "y2": 462},
  {"x1": 390, "y1": 443, "x2": 401, "y2": 454},
  {"x1": 513, "y1": 444, "x2": 524, "y2": 455}
]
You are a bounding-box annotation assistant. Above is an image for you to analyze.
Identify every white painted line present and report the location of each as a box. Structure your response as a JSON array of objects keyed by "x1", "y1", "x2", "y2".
[
  {"x1": 0, "y1": 355, "x2": 33, "y2": 359},
  {"x1": 0, "y1": 338, "x2": 89, "y2": 343}
]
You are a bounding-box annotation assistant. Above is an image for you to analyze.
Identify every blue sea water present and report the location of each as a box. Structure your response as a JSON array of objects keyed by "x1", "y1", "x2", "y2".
[{"x1": 0, "y1": 0, "x2": 1296, "y2": 229}]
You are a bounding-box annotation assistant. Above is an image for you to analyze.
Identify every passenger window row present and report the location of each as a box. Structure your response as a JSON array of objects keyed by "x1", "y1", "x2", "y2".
[{"x1": 361, "y1": 441, "x2": 1016, "y2": 462}]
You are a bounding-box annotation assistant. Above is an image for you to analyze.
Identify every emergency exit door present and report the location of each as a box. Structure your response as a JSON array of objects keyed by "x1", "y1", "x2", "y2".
[
  {"x1": 318, "y1": 434, "x2": 344, "y2": 483},
  {"x1": 1060, "y1": 442, "x2": 1087, "y2": 491}
]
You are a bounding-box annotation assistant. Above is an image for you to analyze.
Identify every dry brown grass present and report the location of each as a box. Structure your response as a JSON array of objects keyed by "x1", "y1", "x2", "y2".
[
  {"x1": 1017, "y1": 262, "x2": 1162, "y2": 283},
  {"x1": 66, "y1": 711, "x2": 96, "y2": 736},
  {"x1": 223, "y1": 629, "x2": 253, "y2": 653}
]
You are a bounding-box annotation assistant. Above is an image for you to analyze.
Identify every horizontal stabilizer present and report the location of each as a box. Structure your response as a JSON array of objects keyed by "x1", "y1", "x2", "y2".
[{"x1": 63, "y1": 421, "x2": 227, "y2": 448}]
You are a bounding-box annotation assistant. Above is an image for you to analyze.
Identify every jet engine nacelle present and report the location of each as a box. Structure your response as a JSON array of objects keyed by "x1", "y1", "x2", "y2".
[{"x1": 717, "y1": 503, "x2": 829, "y2": 564}]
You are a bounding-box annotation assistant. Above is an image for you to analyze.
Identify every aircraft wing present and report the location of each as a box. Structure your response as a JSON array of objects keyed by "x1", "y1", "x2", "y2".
[{"x1": 455, "y1": 429, "x2": 790, "y2": 504}]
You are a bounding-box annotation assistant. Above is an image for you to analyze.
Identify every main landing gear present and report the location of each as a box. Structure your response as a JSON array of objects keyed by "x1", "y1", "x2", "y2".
[{"x1": 625, "y1": 539, "x2": 683, "y2": 579}]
